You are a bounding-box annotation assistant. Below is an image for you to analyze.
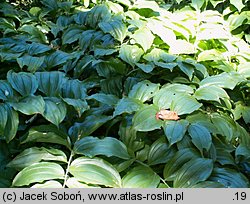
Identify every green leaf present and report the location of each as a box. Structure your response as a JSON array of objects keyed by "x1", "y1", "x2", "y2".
[
  {"x1": 163, "y1": 120, "x2": 189, "y2": 145},
  {"x1": 66, "y1": 177, "x2": 94, "y2": 188},
  {"x1": 135, "y1": 63, "x2": 154, "y2": 73},
  {"x1": 31, "y1": 180, "x2": 62, "y2": 188},
  {"x1": 195, "y1": 85, "x2": 229, "y2": 102},
  {"x1": 63, "y1": 98, "x2": 89, "y2": 117},
  {"x1": 0, "y1": 105, "x2": 7, "y2": 136},
  {"x1": 170, "y1": 93, "x2": 202, "y2": 115},
  {"x1": 7, "y1": 147, "x2": 67, "y2": 170},
  {"x1": 199, "y1": 72, "x2": 244, "y2": 90},
  {"x1": 12, "y1": 162, "x2": 65, "y2": 187},
  {"x1": 4, "y1": 105, "x2": 19, "y2": 143},
  {"x1": 233, "y1": 103, "x2": 250, "y2": 124},
  {"x1": 113, "y1": 97, "x2": 144, "y2": 117},
  {"x1": 164, "y1": 148, "x2": 200, "y2": 181},
  {"x1": 133, "y1": 105, "x2": 163, "y2": 132},
  {"x1": 35, "y1": 71, "x2": 66, "y2": 96},
  {"x1": 148, "y1": 137, "x2": 174, "y2": 166},
  {"x1": 122, "y1": 165, "x2": 160, "y2": 188},
  {"x1": 100, "y1": 77, "x2": 123, "y2": 97},
  {"x1": 17, "y1": 56, "x2": 45, "y2": 73},
  {"x1": 27, "y1": 42, "x2": 51, "y2": 55},
  {"x1": 62, "y1": 26, "x2": 83, "y2": 44},
  {"x1": 131, "y1": 27, "x2": 154, "y2": 52},
  {"x1": 190, "y1": 181, "x2": 225, "y2": 188},
  {"x1": 10, "y1": 95, "x2": 45, "y2": 115},
  {"x1": 210, "y1": 167, "x2": 249, "y2": 188},
  {"x1": 191, "y1": 0, "x2": 206, "y2": 10},
  {"x1": 188, "y1": 123, "x2": 212, "y2": 152},
  {"x1": 153, "y1": 84, "x2": 194, "y2": 109},
  {"x1": 88, "y1": 93, "x2": 119, "y2": 107},
  {"x1": 69, "y1": 157, "x2": 121, "y2": 187},
  {"x1": 230, "y1": 0, "x2": 245, "y2": 12},
  {"x1": 22, "y1": 125, "x2": 71, "y2": 149},
  {"x1": 169, "y1": 40, "x2": 196, "y2": 55},
  {"x1": 73, "y1": 136, "x2": 130, "y2": 159},
  {"x1": 44, "y1": 51, "x2": 70, "y2": 69},
  {"x1": 177, "y1": 61, "x2": 195, "y2": 80},
  {"x1": 174, "y1": 158, "x2": 213, "y2": 187},
  {"x1": 69, "y1": 115, "x2": 112, "y2": 139},
  {"x1": 7, "y1": 71, "x2": 38, "y2": 96},
  {"x1": 143, "y1": 48, "x2": 177, "y2": 62},
  {"x1": 119, "y1": 44, "x2": 144, "y2": 67},
  {"x1": 99, "y1": 17, "x2": 127, "y2": 42},
  {"x1": 128, "y1": 80, "x2": 160, "y2": 102},
  {"x1": 0, "y1": 80, "x2": 14, "y2": 101},
  {"x1": 43, "y1": 98, "x2": 67, "y2": 126}
]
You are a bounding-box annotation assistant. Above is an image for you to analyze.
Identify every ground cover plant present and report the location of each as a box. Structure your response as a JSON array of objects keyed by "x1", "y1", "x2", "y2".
[{"x1": 0, "y1": 0, "x2": 250, "y2": 188}]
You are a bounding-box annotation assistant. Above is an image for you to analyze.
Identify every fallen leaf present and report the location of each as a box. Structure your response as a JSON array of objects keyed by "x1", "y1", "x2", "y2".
[{"x1": 156, "y1": 109, "x2": 180, "y2": 120}]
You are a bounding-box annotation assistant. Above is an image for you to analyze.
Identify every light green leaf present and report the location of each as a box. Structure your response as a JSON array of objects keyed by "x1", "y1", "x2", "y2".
[
  {"x1": 154, "y1": 61, "x2": 177, "y2": 71},
  {"x1": 100, "y1": 77, "x2": 123, "y2": 97},
  {"x1": 99, "y1": 17, "x2": 127, "y2": 42},
  {"x1": 122, "y1": 165, "x2": 160, "y2": 188},
  {"x1": 35, "y1": 71, "x2": 66, "y2": 97},
  {"x1": 148, "y1": 137, "x2": 173, "y2": 166},
  {"x1": 113, "y1": 97, "x2": 144, "y2": 117},
  {"x1": 198, "y1": 49, "x2": 224, "y2": 62},
  {"x1": 133, "y1": 105, "x2": 163, "y2": 132},
  {"x1": 135, "y1": 63, "x2": 154, "y2": 73},
  {"x1": 143, "y1": 48, "x2": 177, "y2": 62},
  {"x1": 12, "y1": 162, "x2": 65, "y2": 187},
  {"x1": 17, "y1": 56, "x2": 45, "y2": 73},
  {"x1": 66, "y1": 177, "x2": 95, "y2": 188},
  {"x1": 62, "y1": 26, "x2": 83, "y2": 44},
  {"x1": 63, "y1": 98, "x2": 89, "y2": 117},
  {"x1": 188, "y1": 123, "x2": 212, "y2": 152},
  {"x1": 230, "y1": 0, "x2": 245, "y2": 12},
  {"x1": 4, "y1": 105, "x2": 19, "y2": 143},
  {"x1": 128, "y1": 80, "x2": 160, "y2": 102},
  {"x1": 170, "y1": 94, "x2": 202, "y2": 115},
  {"x1": 191, "y1": 0, "x2": 206, "y2": 10},
  {"x1": 169, "y1": 40, "x2": 196, "y2": 55},
  {"x1": 210, "y1": 167, "x2": 249, "y2": 188},
  {"x1": 31, "y1": 180, "x2": 62, "y2": 188},
  {"x1": 233, "y1": 103, "x2": 250, "y2": 124},
  {"x1": 195, "y1": 85, "x2": 229, "y2": 102},
  {"x1": 153, "y1": 83, "x2": 194, "y2": 109},
  {"x1": 10, "y1": 95, "x2": 45, "y2": 115},
  {"x1": 174, "y1": 158, "x2": 213, "y2": 187},
  {"x1": 22, "y1": 125, "x2": 71, "y2": 149},
  {"x1": 164, "y1": 148, "x2": 200, "y2": 181},
  {"x1": 43, "y1": 98, "x2": 67, "y2": 126},
  {"x1": 0, "y1": 80, "x2": 14, "y2": 101},
  {"x1": 0, "y1": 105, "x2": 7, "y2": 136},
  {"x1": 131, "y1": 27, "x2": 154, "y2": 52},
  {"x1": 119, "y1": 44, "x2": 144, "y2": 67},
  {"x1": 88, "y1": 93, "x2": 119, "y2": 107},
  {"x1": 163, "y1": 120, "x2": 189, "y2": 145},
  {"x1": 7, "y1": 71, "x2": 38, "y2": 96},
  {"x1": 69, "y1": 157, "x2": 121, "y2": 187},
  {"x1": 177, "y1": 61, "x2": 195, "y2": 80},
  {"x1": 7, "y1": 147, "x2": 67, "y2": 170},
  {"x1": 74, "y1": 136, "x2": 130, "y2": 159}
]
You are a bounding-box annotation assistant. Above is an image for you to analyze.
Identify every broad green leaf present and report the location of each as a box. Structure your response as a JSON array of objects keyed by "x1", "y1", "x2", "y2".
[
  {"x1": 4, "y1": 105, "x2": 19, "y2": 143},
  {"x1": 69, "y1": 115, "x2": 112, "y2": 139},
  {"x1": 0, "y1": 105, "x2": 8, "y2": 136},
  {"x1": 22, "y1": 125, "x2": 71, "y2": 149},
  {"x1": 199, "y1": 72, "x2": 244, "y2": 90},
  {"x1": 44, "y1": 51, "x2": 70, "y2": 69},
  {"x1": 12, "y1": 162, "x2": 65, "y2": 187},
  {"x1": 122, "y1": 165, "x2": 160, "y2": 188},
  {"x1": 88, "y1": 93, "x2": 119, "y2": 107},
  {"x1": 163, "y1": 120, "x2": 189, "y2": 145},
  {"x1": 7, "y1": 71, "x2": 38, "y2": 96},
  {"x1": 154, "y1": 61, "x2": 177, "y2": 71},
  {"x1": 62, "y1": 26, "x2": 83, "y2": 44},
  {"x1": 119, "y1": 44, "x2": 143, "y2": 67},
  {"x1": 230, "y1": 0, "x2": 245, "y2": 12},
  {"x1": 169, "y1": 40, "x2": 196, "y2": 55},
  {"x1": 113, "y1": 97, "x2": 144, "y2": 117},
  {"x1": 148, "y1": 137, "x2": 174, "y2": 166},
  {"x1": 216, "y1": 149, "x2": 235, "y2": 166},
  {"x1": 19, "y1": 25, "x2": 46, "y2": 43},
  {"x1": 164, "y1": 148, "x2": 200, "y2": 181},
  {"x1": 131, "y1": 27, "x2": 154, "y2": 52},
  {"x1": 17, "y1": 56, "x2": 45, "y2": 73},
  {"x1": 94, "y1": 47, "x2": 118, "y2": 57},
  {"x1": 235, "y1": 144, "x2": 250, "y2": 162},
  {"x1": 35, "y1": 71, "x2": 66, "y2": 96},
  {"x1": 133, "y1": 105, "x2": 163, "y2": 132},
  {"x1": 209, "y1": 167, "x2": 249, "y2": 188},
  {"x1": 100, "y1": 77, "x2": 123, "y2": 97},
  {"x1": 10, "y1": 95, "x2": 45, "y2": 115},
  {"x1": 7, "y1": 147, "x2": 67, "y2": 170},
  {"x1": 69, "y1": 157, "x2": 121, "y2": 187},
  {"x1": 66, "y1": 177, "x2": 95, "y2": 188},
  {"x1": 177, "y1": 61, "x2": 195, "y2": 80},
  {"x1": 190, "y1": 181, "x2": 225, "y2": 188},
  {"x1": 170, "y1": 94, "x2": 202, "y2": 115},
  {"x1": 135, "y1": 63, "x2": 154, "y2": 73},
  {"x1": 128, "y1": 80, "x2": 160, "y2": 102},
  {"x1": 173, "y1": 158, "x2": 213, "y2": 187},
  {"x1": 197, "y1": 49, "x2": 224, "y2": 62},
  {"x1": 74, "y1": 136, "x2": 130, "y2": 159},
  {"x1": 153, "y1": 84, "x2": 194, "y2": 109},
  {"x1": 195, "y1": 85, "x2": 229, "y2": 102},
  {"x1": 99, "y1": 17, "x2": 127, "y2": 42},
  {"x1": 43, "y1": 98, "x2": 67, "y2": 126},
  {"x1": 27, "y1": 42, "x2": 51, "y2": 55},
  {"x1": 233, "y1": 103, "x2": 250, "y2": 124},
  {"x1": 191, "y1": 0, "x2": 206, "y2": 10},
  {"x1": 188, "y1": 123, "x2": 212, "y2": 152},
  {"x1": 143, "y1": 48, "x2": 177, "y2": 62},
  {"x1": 63, "y1": 98, "x2": 89, "y2": 117},
  {"x1": 31, "y1": 180, "x2": 62, "y2": 188},
  {"x1": 0, "y1": 81, "x2": 14, "y2": 101}
]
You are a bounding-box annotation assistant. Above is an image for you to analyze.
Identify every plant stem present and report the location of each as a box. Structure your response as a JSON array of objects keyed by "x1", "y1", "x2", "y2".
[{"x1": 62, "y1": 151, "x2": 74, "y2": 188}]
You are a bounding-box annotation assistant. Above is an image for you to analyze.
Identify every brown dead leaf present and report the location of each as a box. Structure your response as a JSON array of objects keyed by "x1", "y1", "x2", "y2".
[{"x1": 155, "y1": 109, "x2": 180, "y2": 121}]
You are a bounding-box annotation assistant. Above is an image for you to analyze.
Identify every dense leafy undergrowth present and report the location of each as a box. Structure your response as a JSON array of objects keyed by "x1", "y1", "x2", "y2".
[{"x1": 0, "y1": 0, "x2": 250, "y2": 188}]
